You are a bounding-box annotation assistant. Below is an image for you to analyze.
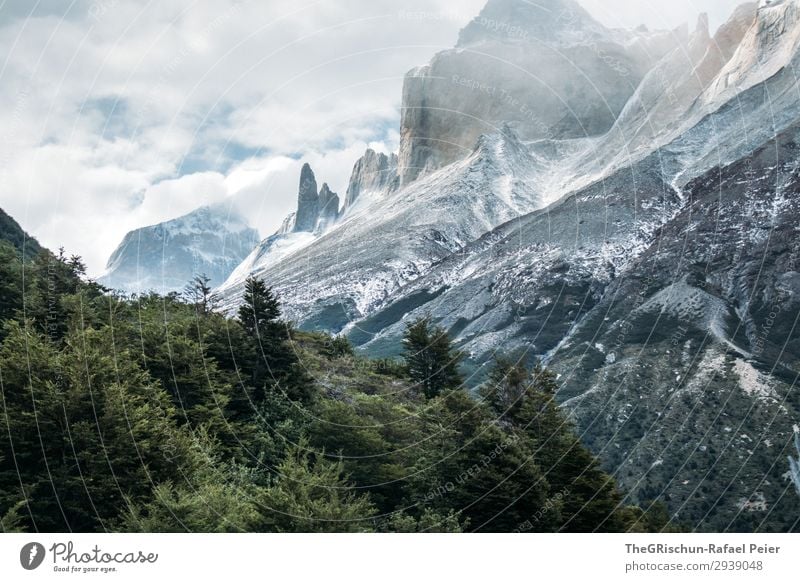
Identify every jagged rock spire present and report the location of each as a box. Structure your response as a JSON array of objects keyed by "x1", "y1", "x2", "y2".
[
  {"x1": 344, "y1": 149, "x2": 398, "y2": 209},
  {"x1": 293, "y1": 163, "x2": 320, "y2": 233},
  {"x1": 293, "y1": 163, "x2": 340, "y2": 233}
]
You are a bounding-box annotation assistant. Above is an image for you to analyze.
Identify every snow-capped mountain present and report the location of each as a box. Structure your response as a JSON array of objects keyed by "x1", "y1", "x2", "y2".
[
  {"x1": 224, "y1": 0, "x2": 800, "y2": 336},
  {"x1": 563, "y1": 0, "x2": 800, "y2": 195},
  {"x1": 218, "y1": 126, "x2": 547, "y2": 325},
  {"x1": 222, "y1": 162, "x2": 343, "y2": 290},
  {"x1": 99, "y1": 204, "x2": 260, "y2": 294},
  {"x1": 213, "y1": 0, "x2": 800, "y2": 530},
  {"x1": 396, "y1": 0, "x2": 679, "y2": 185}
]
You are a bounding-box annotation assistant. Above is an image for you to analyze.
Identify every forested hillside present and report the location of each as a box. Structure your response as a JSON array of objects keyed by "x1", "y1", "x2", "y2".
[
  {"x1": 0, "y1": 238, "x2": 674, "y2": 532},
  {"x1": 0, "y1": 208, "x2": 42, "y2": 260}
]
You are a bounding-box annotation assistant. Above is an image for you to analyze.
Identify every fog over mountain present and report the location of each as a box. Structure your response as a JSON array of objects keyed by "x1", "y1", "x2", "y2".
[{"x1": 1, "y1": 0, "x2": 742, "y2": 277}]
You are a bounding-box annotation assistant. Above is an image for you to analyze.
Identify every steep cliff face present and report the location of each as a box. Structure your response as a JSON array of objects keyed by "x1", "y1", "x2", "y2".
[
  {"x1": 293, "y1": 163, "x2": 321, "y2": 233},
  {"x1": 219, "y1": 162, "x2": 343, "y2": 290},
  {"x1": 606, "y1": 6, "x2": 756, "y2": 150},
  {"x1": 396, "y1": 0, "x2": 676, "y2": 186},
  {"x1": 291, "y1": 164, "x2": 342, "y2": 234},
  {"x1": 552, "y1": 124, "x2": 800, "y2": 531},
  {"x1": 706, "y1": 0, "x2": 800, "y2": 104},
  {"x1": 344, "y1": 149, "x2": 398, "y2": 210},
  {"x1": 317, "y1": 183, "x2": 341, "y2": 231}
]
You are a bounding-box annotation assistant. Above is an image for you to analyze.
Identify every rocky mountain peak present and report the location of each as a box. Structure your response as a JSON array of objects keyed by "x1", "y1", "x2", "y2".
[
  {"x1": 317, "y1": 183, "x2": 341, "y2": 230},
  {"x1": 344, "y1": 149, "x2": 398, "y2": 210},
  {"x1": 293, "y1": 163, "x2": 320, "y2": 233},
  {"x1": 100, "y1": 204, "x2": 260, "y2": 294},
  {"x1": 457, "y1": 0, "x2": 602, "y2": 47},
  {"x1": 703, "y1": 0, "x2": 800, "y2": 105},
  {"x1": 397, "y1": 0, "x2": 657, "y2": 187},
  {"x1": 693, "y1": 12, "x2": 711, "y2": 45}
]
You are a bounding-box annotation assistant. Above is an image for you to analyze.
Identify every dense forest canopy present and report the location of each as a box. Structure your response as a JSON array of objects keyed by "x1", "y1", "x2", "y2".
[{"x1": 0, "y1": 237, "x2": 675, "y2": 533}]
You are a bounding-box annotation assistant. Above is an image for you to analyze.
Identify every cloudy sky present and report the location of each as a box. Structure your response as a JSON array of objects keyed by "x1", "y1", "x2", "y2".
[{"x1": 0, "y1": 0, "x2": 746, "y2": 275}]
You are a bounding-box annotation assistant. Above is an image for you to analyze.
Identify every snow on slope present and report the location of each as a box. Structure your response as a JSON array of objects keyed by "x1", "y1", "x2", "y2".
[
  {"x1": 220, "y1": 0, "x2": 800, "y2": 341},
  {"x1": 559, "y1": 1, "x2": 800, "y2": 197},
  {"x1": 217, "y1": 127, "x2": 547, "y2": 328},
  {"x1": 100, "y1": 204, "x2": 260, "y2": 295}
]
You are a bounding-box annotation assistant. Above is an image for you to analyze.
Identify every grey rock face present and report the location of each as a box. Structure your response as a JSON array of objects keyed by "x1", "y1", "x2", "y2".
[
  {"x1": 552, "y1": 124, "x2": 800, "y2": 531},
  {"x1": 396, "y1": 0, "x2": 676, "y2": 185},
  {"x1": 565, "y1": 3, "x2": 758, "y2": 189},
  {"x1": 355, "y1": 152, "x2": 681, "y2": 369},
  {"x1": 277, "y1": 212, "x2": 296, "y2": 235},
  {"x1": 344, "y1": 149, "x2": 398, "y2": 209},
  {"x1": 317, "y1": 183, "x2": 340, "y2": 230},
  {"x1": 293, "y1": 163, "x2": 320, "y2": 233},
  {"x1": 292, "y1": 164, "x2": 340, "y2": 233}
]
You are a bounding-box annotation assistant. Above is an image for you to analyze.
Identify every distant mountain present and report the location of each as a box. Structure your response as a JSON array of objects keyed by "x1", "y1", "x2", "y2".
[
  {"x1": 99, "y1": 205, "x2": 259, "y2": 294},
  {"x1": 0, "y1": 207, "x2": 43, "y2": 259},
  {"x1": 218, "y1": 150, "x2": 399, "y2": 304}
]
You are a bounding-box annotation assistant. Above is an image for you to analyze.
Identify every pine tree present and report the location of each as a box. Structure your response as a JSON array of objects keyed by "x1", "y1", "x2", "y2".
[
  {"x1": 122, "y1": 464, "x2": 262, "y2": 533},
  {"x1": 0, "y1": 242, "x2": 23, "y2": 328},
  {"x1": 480, "y1": 353, "x2": 530, "y2": 417},
  {"x1": 402, "y1": 317, "x2": 463, "y2": 399},
  {"x1": 0, "y1": 322, "x2": 201, "y2": 532},
  {"x1": 137, "y1": 306, "x2": 232, "y2": 434},
  {"x1": 412, "y1": 390, "x2": 555, "y2": 532},
  {"x1": 26, "y1": 248, "x2": 95, "y2": 342},
  {"x1": 489, "y1": 359, "x2": 633, "y2": 532},
  {"x1": 238, "y1": 277, "x2": 282, "y2": 338},
  {"x1": 237, "y1": 277, "x2": 312, "y2": 404},
  {"x1": 183, "y1": 273, "x2": 219, "y2": 315},
  {"x1": 238, "y1": 276, "x2": 289, "y2": 383},
  {"x1": 258, "y1": 442, "x2": 377, "y2": 532}
]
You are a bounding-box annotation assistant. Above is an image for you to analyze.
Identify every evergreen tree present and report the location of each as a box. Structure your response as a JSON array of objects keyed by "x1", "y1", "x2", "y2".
[
  {"x1": 484, "y1": 358, "x2": 635, "y2": 532},
  {"x1": 0, "y1": 242, "x2": 23, "y2": 327},
  {"x1": 480, "y1": 353, "x2": 530, "y2": 417},
  {"x1": 183, "y1": 273, "x2": 219, "y2": 316},
  {"x1": 258, "y1": 443, "x2": 377, "y2": 532},
  {"x1": 137, "y1": 306, "x2": 233, "y2": 434},
  {"x1": 0, "y1": 321, "x2": 203, "y2": 532},
  {"x1": 402, "y1": 317, "x2": 463, "y2": 399},
  {"x1": 412, "y1": 389, "x2": 556, "y2": 532},
  {"x1": 26, "y1": 248, "x2": 98, "y2": 342},
  {"x1": 121, "y1": 464, "x2": 261, "y2": 533},
  {"x1": 238, "y1": 277, "x2": 282, "y2": 340},
  {"x1": 383, "y1": 509, "x2": 463, "y2": 532},
  {"x1": 237, "y1": 277, "x2": 312, "y2": 404}
]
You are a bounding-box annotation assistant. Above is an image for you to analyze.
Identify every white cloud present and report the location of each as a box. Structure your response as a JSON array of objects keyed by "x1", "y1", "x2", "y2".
[{"x1": 0, "y1": 0, "x2": 743, "y2": 276}]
